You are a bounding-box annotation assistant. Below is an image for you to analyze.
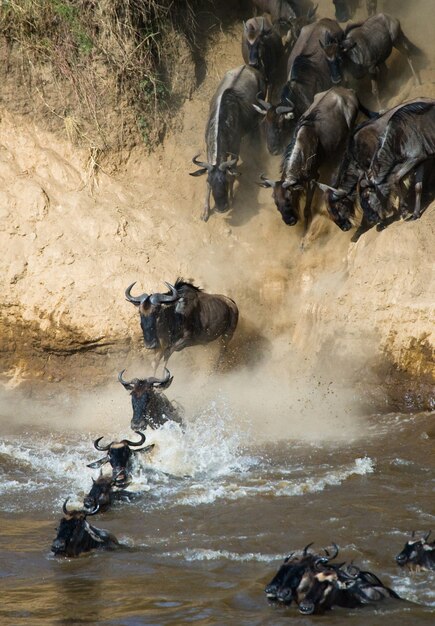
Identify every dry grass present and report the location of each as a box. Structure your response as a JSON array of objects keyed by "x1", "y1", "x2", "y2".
[{"x1": 0, "y1": 0, "x2": 205, "y2": 151}]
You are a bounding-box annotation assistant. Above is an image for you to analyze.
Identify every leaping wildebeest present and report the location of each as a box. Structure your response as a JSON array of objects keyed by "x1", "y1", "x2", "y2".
[
  {"x1": 254, "y1": 18, "x2": 344, "y2": 154},
  {"x1": 320, "y1": 13, "x2": 422, "y2": 106},
  {"x1": 316, "y1": 98, "x2": 433, "y2": 239},
  {"x1": 360, "y1": 100, "x2": 435, "y2": 223},
  {"x1": 259, "y1": 87, "x2": 362, "y2": 233},
  {"x1": 190, "y1": 65, "x2": 265, "y2": 221},
  {"x1": 51, "y1": 499, "x2": 119, "y2": 557},
  {"x1": 125, "y1": 279, "x2": 239, "y2": 371},
  {"x1": 242, "y1": 16, "x2": 286, "y2": 101},
  {"x1": 118, "y1": 368, "x2": 184, "y2": 431}
]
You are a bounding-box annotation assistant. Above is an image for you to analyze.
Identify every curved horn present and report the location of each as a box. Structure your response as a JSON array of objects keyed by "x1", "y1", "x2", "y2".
[
  {"x1": 147, "y1": 367, "x2": 172, "y2": 386},
  {"x1": 192, "y1": 153, "x2": 212, "y2": 171},
  {"x1": 93, "y1": 436, "x2": 110, "y2": 452},
  {"x1": 149, "y1": 282, "x2": 179, "y2": 306},
  {"x1": 327, "y1": 543, "x2": 339, "y2": 560},
  {"x1": 256, "y1": 92, "x2": 272, "y2": 111},
  {"x1": 303, "y1": 542, "x2": 314, "y2": 555},
  {"x1": 423, "y1": 530, "x2": 432, "y2": 542},
  {"x1": 118, "y1": 369, "x2": 135, "y2": 390},
  {"x1": 258, "y1": 173, "x2": 276, "y2": 188},
  {"x1": 63, "y1": 497, "x2": 70, "y2": 515},
  {"x1": 218, "y1": 158, "x2": 238, "y2": 172},
  {"x1": 125, "y1": 282, "x2": 149, "y2": 306},
  {"x1": 284, "y1": 551, "x2": 295, "y2": 563},
  {"x1": 123, "y1": 431, "x2": 146, "y2": 448},
  {"x1": 84, "y1": 503, "x2": 99, "y2": 516},
  {"x1": 275, "y1": 105, "x2": 294, "y2": 116}
]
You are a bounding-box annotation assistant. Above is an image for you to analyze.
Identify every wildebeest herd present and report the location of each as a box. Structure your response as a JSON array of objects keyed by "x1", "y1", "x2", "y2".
[
  {"x1": 50, "y1": 0, "x2": 434, "y2": 618},
  {"x1": 191, "y1": 0, "x2": 434, "y2": 243}
]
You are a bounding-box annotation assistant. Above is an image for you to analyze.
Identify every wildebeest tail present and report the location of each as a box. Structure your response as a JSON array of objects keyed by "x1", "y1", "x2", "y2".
[{"x1": 397, "y1": 30, "x2": 425, "y2": 58}]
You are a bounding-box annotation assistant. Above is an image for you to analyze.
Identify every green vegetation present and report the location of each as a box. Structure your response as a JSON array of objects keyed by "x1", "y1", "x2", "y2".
[{"x1": 0, "y1": 0, "x2": 204, "y2": 150}]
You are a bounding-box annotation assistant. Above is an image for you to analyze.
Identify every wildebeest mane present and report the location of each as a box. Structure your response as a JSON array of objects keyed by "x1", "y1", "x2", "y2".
[
  {"x1": 174, "y1": 278, "x2": 202, "y2": 292},
  {"x1": 388, "y1": 101, "x2": 433, "y2": 123},
  {"x1": 281, "y1": 111, "x2": 318, "y2": 170}
]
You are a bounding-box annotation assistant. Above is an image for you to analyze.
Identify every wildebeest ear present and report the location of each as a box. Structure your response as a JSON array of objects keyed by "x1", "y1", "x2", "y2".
[
  {"x1": 189, "y1": 168, "x2": 208, "y2": 177},
  {"x1": 136, "y1": 444, "x2": 155, "y2": 454},
  {"x1": 86, "y1": 457, "x2": 109, "y2": 469},
  {"x1": 228, "y1": 169, "x2": 241, "y2": 178}
]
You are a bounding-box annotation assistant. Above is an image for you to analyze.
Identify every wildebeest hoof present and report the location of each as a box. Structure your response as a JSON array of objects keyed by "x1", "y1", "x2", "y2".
[{"x1": 376, "y1": 222, "x2": 387, "y2": 231}]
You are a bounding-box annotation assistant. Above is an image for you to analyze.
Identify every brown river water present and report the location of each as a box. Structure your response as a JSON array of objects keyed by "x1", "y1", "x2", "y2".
[{"x1": 0, "y1": 402, "x2": 434, "y2": 626}]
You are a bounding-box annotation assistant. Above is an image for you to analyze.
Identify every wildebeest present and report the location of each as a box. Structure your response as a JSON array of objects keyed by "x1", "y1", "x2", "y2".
[
  {"x1": 254, "y1": 18, "x2": 344, "y2": 154},
  {"x1": 361, "y1": 100, "x2": 435, "y2": 222},
  {"x1": 242, "y1": 16, "x2": 285, "y2": 101},
  {"x1": 317, "y1": 98, "x2": 432, "y2": 238},
  {"x1": 320, "y1": 13, "x2": 421, "y2": 106},
  {"x1": 125, "y1": 279, "x2": 239, "y2": 371},
  {"x1": 265, "y1": 543, "x2": 338, "y2": 605},
  {"x1": 51, "y1": 499, "x2": 119, "y2": 557},
  {"x1": 259, "y1": 87, "x2": 361, "y2": 232},
  {"x1": 118, "y1": 368, "x2": 183, "y2": 431},
  {"x1": 86, "y1": 431, "x2": 153, "y2": 483},
  {"x1": 395, "y1": 531, "x2": 435, "y2": 571},
  {"x1": 190, "y1": 65, "x2": 265, "y2": 221},
  {"x1": 366, "y1": 0, "x2": 377, "y2": 16},
  {"x1": 298, "y1": 562, "x2": 400, "y2": 614},
  {"x1": 83, "y1": 472, "x2": 133, "y2": 513}
]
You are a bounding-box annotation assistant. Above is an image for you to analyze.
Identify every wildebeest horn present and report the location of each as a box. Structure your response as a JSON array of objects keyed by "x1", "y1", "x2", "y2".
[
  {"x1": 411, "y1": 530, "x2": 416, "y2": 538},
  {"x1": 315, "y1": 181, "x2": 347, "y2": 198},
  {"x1": 192, "y1": 153, "x2": 212, "y2": 171},
  {"x1": 423, "y1": 530, "x2": 432, "y2": 542},
  {"x1": 256, "y1": 92, "x2": 271, "y2": 110},
  {"x1": 149, "y1": 282, "x2": 179, "y2": 305},
  {"x1": 125, "y1": 282, "x2": 149, "y2": 306},
  {"x1": 325, "y1": 543, "x2": 339, "y2": 560},
  {"x1": 118, "y1": 369, "x2": 135, "y2": 390},
  {"x1": 93, "y1": 436, "x2": 111, "y2": 452},
  {"x1": 147, "y1": 367, "x2": 173, "y2": 387},
  {"x1": 63, "y1": 497, "x2": 70, "y2": 515},
  {"x1": 284, "y1": 552, "x2": 295, "y2": 563},
  {"x1": 303, "y1": 542, "x2": 314, "y2": 555},
  {"x1": 84, "y1": 503, "x2": 100, "y2": 516},
  {"x1": 275, "y1": 105, "x2": 294, "y2": 115},
  {"x1": 123, "y1": 431, "x2": 146, "y2": 448},
  {"x1": 258, "y1": 173, "x2": 276, "y2": 188},
  {"x1": 218, "y1": 158, "x2": 238, "y2": 172}
]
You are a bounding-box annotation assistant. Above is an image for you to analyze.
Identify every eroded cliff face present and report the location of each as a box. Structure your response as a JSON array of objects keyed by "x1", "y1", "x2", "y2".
[{"x1": 0, "y1": 2, "x2": 434, "y2": 412}]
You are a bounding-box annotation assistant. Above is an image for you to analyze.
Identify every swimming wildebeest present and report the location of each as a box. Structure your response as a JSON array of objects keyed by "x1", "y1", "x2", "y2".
[
  {"x1": 298, "y1": 562, "x2": 401, "y2": 614},
  {"x1": 118, "y1": 368, "x2": 183, "y2": 431},
  {"x1": 320, "y1": 13, "x2": 422, "y2": 106},
  {"x1": 265, "y1": 543, "x2": 339, "y2": 605},
  {"x1": 361, "y1": 100, "x2": 435, "y2": 223},
  {"x1": 254, "y1": 18, "x2": 344, "y2": 154},
  {"x1": 125, "y1": 279, "x2": 239, "y2": 371},
  {"x1": 242, "y1": 16, "x2": 285, "y2": 101},
  {"x1": 316, "y1": 98, "x2": 432, "y2": 238},
  {"x1": 395, "y1": 531, "x2": 435, "y2": 571},
  {"x1": 86, "y1": 431, "x2": 153, "y2": 483},
  {"x1": 190, "y1": 65, "x2": 265, "y2": 221},
  {"x1": 259, "y1": 87, "x2": 361, "y2": 233},
  {"x1": 83, "y1": 472, "x2": 133, "y2": 513},
  {"x1": 51, "y1": 499, "x2": 119, "y2": 557}
]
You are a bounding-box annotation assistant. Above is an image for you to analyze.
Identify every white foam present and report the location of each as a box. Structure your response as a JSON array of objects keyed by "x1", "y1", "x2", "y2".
[{"x1": 163, "y1": 548, "x2": 283, "y2": 563}]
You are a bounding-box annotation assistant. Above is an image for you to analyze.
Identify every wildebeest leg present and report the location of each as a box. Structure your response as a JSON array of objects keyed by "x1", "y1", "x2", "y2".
[
  {"x1": 229, "y1": 176, "x2": 235, "y2": 206},
  {"x1": 303, "y1": 181, "x2": 316, "y2": 235},
  {"x1": 201, "y1": 182, "x2": 212, "y2": 222},
  {"x1": 369, "y1": 69, "x2": 382, "y2": 109},
  {"x1": 351, "y1": 216, "x2": 374, "y2": 242},
  {"x1": 411, "y1": 163, "x2": 424, "y2": 220},
  {"x1": 376, "y1": 212, "x2": 401, "y2": 231}
]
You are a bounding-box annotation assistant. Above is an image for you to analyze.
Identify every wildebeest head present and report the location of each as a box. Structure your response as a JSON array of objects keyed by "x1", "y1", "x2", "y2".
[
  {"x1": 253, "y1": 94, "x2": 295, "y2": 155},
  {"x1": 125, "y1": 281, "x2": 179, "y2": 349},
  {"x1": 118, "y1": 368, "x2": 173, "y2": 431},
  {"x1": 86, "y1": 431, "x2": 151, "y2": 483},
  {"x1": 298, "y1": 565, "x2": 340, "y2": 615},
  {"x1": 259, "y1": 174, "x2": 300, "y2": 226},
  {"x1": 395, "y1": 531, "x2": 432, "y2": 567},
  {"x1": 190, "y1": 154, "x2": 240, "y2": 213},
  {"x1": 83, "y1": 471, "x2": 128, "y2": 513},
  {"x1": 51, "y1": 498, "x2": 100, "y2": 557},
  {"x1": 317, "y1": 181, "x2": 355, "y2": 231},
  {"x1": 319, "y1": 32, "x2": 346, "y2": 85}
]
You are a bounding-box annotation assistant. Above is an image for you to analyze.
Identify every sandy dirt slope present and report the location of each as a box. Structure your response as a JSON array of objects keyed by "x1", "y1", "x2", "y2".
[{"x1": 0, "y1": 0, "x2": 434, "y2": 413}]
